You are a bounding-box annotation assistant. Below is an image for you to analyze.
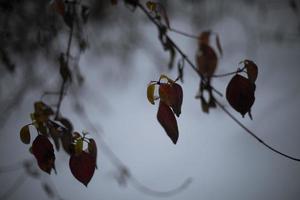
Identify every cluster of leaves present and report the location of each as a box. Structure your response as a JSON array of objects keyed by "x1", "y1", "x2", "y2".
[
  {"x1": 147, "y1": 75, "x2": 183, "y2": 144},
  {"x1": 142, "y1": 1, "x2": 260, "y2": 145},
  {"x1": 226, "y1": 60, "x2": 258, "y2": 119},
  {"x1": 20, "y1": 101, "x2": 97, "y2": 186}
]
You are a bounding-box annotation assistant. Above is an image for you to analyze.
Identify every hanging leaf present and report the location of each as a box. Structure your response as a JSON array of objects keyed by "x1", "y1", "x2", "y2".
[
  {"x1": 159, "y1": 82, "x2": 183, "y2": 117},
  {"x1": 244, "y1": 60, "x2": 258, "y2": 83},
  {"x1": 157, "y1": 101, "x2": 179, "y2": 144},
  {"x1": 61, "y1": 131, "x2": 73, "y2": 155},
  {"x1": 20, "y1": 125, "x2": 31, "y2": 144},
  {"x1": 147, "y1": 83, "x2": 156, "y2": 105},
  {"x1": 199, "y1": 31, "x2": 211, "y2": 46},
  {"x1": 48, "y1": 121, "x2": 61, "y2": 151},
  {"x1": 32, "y1": 135, "x2": 56, "y2": 174},
  {"x1": 196, "y1": 44, "x2": 218, "y2": 77},
  {"x1": 226, "y1": 75, "x2": 255, "y2": 117},
  {"x1": 69, "y1": 151, "x2": 96, "y2": 186}
]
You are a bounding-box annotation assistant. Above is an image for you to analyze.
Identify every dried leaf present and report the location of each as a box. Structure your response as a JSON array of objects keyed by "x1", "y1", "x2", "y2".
[
  {"x1": 199, "y1": 31, "x2": 211, "y2": 46},
  {"x1": 20, "y1": 125, "x2": 31, "y2": 144},
  {"x1": 196, "y1": 44, "x2": 218, "y2": 77},
  {"x1": 244, "y1": 60, "x2": 258, "y2": 83},
  {"x1": 226, "y1": 75, "x2": 255, "y2": 117},
  {"x1": 147, "y1": 83, "x2": 156, "y2": 105},
  {"x1": 32, "y1": 135, "x2": 56, "y2": 174},
  {"x1": 69, "y1": 151, "x2": 96, "y2": 186},
  {"x1": 157, "y1": 101, "x2": 179, "y2": 144}
]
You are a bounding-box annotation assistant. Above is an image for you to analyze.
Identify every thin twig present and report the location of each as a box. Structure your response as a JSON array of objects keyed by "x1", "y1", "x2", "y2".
[
  {"x1": 214, "y1": 99, "x2": 300, "y2": 162},
  {"x1": 55, "y1": 21, "x2": 74, "y2": 119},
  {"x1": 169, "y1": 28, "x2": 198, "y2": 39}
]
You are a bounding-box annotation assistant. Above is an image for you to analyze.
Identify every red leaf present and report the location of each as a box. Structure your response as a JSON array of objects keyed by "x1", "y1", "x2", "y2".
[
  {"x1": 69, "y1": 151, "x2": 96, "y2": 186},
  {"x1": 226, "y1": 75, "x2": 255, "y2": 117},
  {"x1": 159, "y1": 83, "x2": 183, "y2": 117},
  {"x1": 32, "y1": 135, "x2": 56, "y2": 174},
  {"x1": 199, "y1": 31, "x2": 211, "y2": 46},
  {"x1": 157, "y1": 101, "x2": 179, "y2": 144},
  {"x1": 196, "y1": 44, "x2": 218, "y2": 77}
]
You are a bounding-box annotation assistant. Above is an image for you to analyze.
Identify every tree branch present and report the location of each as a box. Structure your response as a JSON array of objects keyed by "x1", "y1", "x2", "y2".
[{"x1": 137, "y1": 2, "x2": 300, "y2": 162}]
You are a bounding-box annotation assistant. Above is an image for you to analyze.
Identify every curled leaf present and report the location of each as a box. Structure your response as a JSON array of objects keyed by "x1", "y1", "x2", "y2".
[
  {"x1": 147, "y1": 83, "x2": 156, "y2": 105},
  {"x1": 226, "y1": 75, "x2": 255, "y2": 117},
  {"x1": 32, "y1": 135, "x2": 56, "y2": 174},
  {"x1": 157, "y1": 101, "x2": 179, "y2": 144},
  {"x1": 69, "y1": 151, "x2": 96, "y2": 186},
  {"x1": 20, "y1": 125, "x2": 31, "y2": 144}
]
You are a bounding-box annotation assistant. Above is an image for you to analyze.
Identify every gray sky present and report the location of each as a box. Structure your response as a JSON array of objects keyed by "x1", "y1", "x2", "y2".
[{"x1": 1, "y1": 0, "x2": 300, "y2": 200}]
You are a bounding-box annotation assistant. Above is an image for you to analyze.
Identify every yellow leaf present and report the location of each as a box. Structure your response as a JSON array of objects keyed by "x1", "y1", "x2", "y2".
[
  {"x1": 147, "y1": 83, "x2": 156, "y2": 105},
  {"x1": 146, "y1": 1, "x2": 157, "y2": 12},
  {"x1": 74, "y1": 138, "x2": 83, "y2": 155},
  {"x1": 20, "y1": 125, "x2": 31, "y2": 144}
]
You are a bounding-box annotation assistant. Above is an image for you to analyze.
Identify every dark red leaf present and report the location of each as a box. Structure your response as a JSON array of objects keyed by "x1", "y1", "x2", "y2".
[
  {"x1": 32, "y1": 135, "x2": 56, "y2": 174},
  {"x1": 226, "y1": 75, "x2": 255, "y2": 117},
  {"x1": 159, "y1": 83, "x2": 183, "y2": 117},
  {"x1": 157, "y1": 101, "x2": 179, "y2": 144},
  {"x1": 69, "y1": 151, "x2": 96, "y2": 186}
]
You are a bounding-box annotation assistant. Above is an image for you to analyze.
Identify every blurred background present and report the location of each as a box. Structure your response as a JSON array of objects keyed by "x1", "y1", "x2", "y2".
[{"x1": 1, "y1": 0, "x2": 300, "y2": 200}]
